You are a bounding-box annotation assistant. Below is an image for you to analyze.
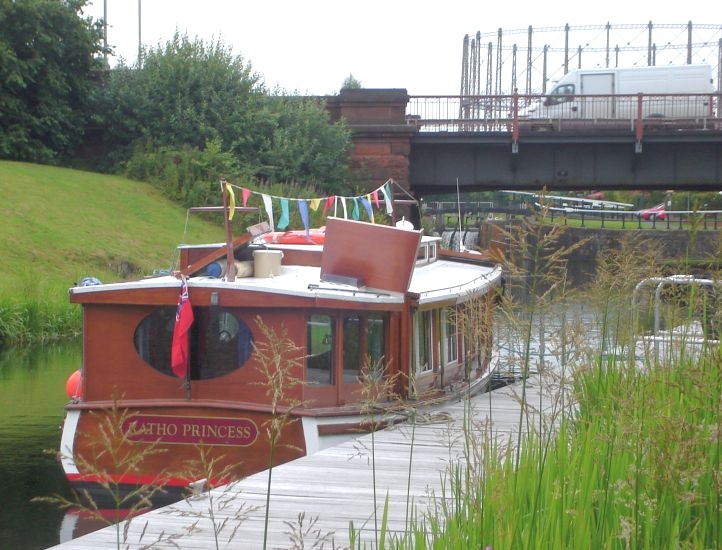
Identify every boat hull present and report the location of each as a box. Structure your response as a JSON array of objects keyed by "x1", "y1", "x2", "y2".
[
  {"x1": 60, "y1": 360, "x2": 497, "y2": 503},
  {"x1": 60, "y1": 404, "x2": 307, "y2": 502}
]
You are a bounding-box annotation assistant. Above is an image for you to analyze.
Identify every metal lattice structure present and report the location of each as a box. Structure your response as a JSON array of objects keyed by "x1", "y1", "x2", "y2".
[{"x1": 460, "y1": 23, "x2": 722, "y2": 96}]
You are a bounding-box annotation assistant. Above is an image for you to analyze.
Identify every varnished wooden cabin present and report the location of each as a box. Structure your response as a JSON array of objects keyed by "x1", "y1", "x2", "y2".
[{"x1": 60, "y1": 217, "x2": 502, "y2": 501}]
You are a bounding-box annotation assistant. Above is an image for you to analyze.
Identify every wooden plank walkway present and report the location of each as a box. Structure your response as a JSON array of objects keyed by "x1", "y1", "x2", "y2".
[{"x1": 49, "y1": 376, "x2": 554, "y2": 549}]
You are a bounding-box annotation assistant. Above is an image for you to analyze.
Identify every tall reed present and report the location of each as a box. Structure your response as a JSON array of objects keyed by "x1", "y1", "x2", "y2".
[
  {"x1": 252, "y1": 316, "x2": 306, "y2": 550},
  {"x1": 402, "y1": 215, "x2": 721, "y2": 548},
  {"x1": 165, "y1": 445, "x2": 260, "y2": 549},
  {"x1": 33, "y1": 399, "x2": 181, "y2": 549},
  {"x1": 0, "y1": 295, "x2": 80, "y2": 348}
]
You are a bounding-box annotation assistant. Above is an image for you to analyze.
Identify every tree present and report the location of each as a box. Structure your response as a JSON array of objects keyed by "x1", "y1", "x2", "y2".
[
  {"x1": 341, "y1": 74, "x2": 362, "y2": 89},
  {"x1": 260, "y1": 96, "x2": 351, "y2": 192},
  {"x1": 0, "y1": 0, "x2": 106, "y2": 163},
  {"x1": 95, "y1": 32, "x2": 267, "y2": 166},
  {"x1": 95, "y1": 33, "x2": 352, "y2": 197}
]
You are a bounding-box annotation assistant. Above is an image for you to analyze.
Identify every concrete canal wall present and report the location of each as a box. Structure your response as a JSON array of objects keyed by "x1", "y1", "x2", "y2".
[{"x1": 479, "y1": 221, "x2": 722, "y2": 287}]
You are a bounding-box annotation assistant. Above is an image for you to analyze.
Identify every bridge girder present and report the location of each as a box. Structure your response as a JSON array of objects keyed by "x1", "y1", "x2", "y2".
[{"x1": 410, "y1": 134, "x2": 722, "y2": 193}]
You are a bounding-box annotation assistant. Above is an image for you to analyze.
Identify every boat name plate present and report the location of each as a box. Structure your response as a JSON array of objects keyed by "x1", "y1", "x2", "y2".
[{"x1": 122, "y1": 414, "x2": 259, "y2": 446}]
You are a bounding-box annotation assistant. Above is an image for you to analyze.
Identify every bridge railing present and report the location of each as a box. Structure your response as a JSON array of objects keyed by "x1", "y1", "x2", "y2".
[{"x1": 407, "y1": 93, "x2": 722, "y2": 135}]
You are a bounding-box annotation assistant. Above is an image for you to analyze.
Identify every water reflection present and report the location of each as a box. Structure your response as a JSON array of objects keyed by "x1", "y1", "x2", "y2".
[
  {"x1": 58, "y1": 507, "x2": 151, "y2": 543},
  {"x1": 0, "y1": 342, "x2": 80, "y2": 550}
]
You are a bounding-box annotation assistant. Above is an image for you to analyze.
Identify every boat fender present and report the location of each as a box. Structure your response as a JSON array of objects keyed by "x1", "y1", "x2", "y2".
[
  {"x1": 206, "y1": 262, "x2": 223, "y2": 278},
  {"x1": 65, "y1": 369, "x2": 83, "y2": 399},
  {"x1": 208, "y1": 260, "x2": 254, "y2": 278}
]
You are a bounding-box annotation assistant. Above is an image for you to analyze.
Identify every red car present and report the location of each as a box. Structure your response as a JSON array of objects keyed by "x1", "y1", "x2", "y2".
[{"x1": 638, "y1": 203, "x2": 667, "y2": 221}]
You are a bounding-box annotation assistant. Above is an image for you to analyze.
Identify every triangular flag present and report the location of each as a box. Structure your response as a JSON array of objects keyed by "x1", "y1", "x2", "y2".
[
  {"x1": 241, "y1": 187, "x2": 252, "y2": 207},
  {"x1": 171, "y1": 277, "x2": 194, "y2": 379},
  {"x1": 360, "y1": 196, "x2": 374, "y2": 223},
  {"x1": 380, "y1": 184, "x2": 394, "y2": 215},
  {"x1": 262, "y1": 194, "x2": 274, "y2": 231},
  {"x1": 322, "y1": 196, "x2": 335, "y2": 216},
  {"x1": 309, "y1": 198, "x2": 321, "y2": 211},
  {"x1": 225, "y1": 182, "x2": 236, "y2": 220},
  {"x1": 351, "y1": 198, "x2": 360, "y2": 220},
  {"x1": 298, "y1": 200, "x2": 310, "y2": 238},
  {"x1": 372, "y1": 189, "x2": 380, "y2": 208},
  {"x1": 277, "y1": 198, "x2": 290, "y2": 230},
  {"x1": 340, "y1": 197, "x2": 348, "y2": 219}
]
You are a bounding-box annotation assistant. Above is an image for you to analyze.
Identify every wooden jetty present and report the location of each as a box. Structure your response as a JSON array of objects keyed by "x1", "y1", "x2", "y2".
[{"x1": 49, "y1": 376, "x2": 554, "y2": 549}]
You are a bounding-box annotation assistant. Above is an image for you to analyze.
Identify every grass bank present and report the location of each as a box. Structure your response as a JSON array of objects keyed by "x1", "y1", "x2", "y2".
[{"x1": 0, "y1": 161, "x2": 225, "y2": 347}]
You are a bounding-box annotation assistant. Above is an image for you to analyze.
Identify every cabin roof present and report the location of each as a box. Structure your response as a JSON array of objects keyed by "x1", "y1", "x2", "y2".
[
  {"x1": 70, "y1": 258, "x2": 502, "y2": 305},
  {"x1": 409, "y1": 261, "x2": 502, "y2": 305},
  {"x1": 70, "y1": 218, "x2": 501, "y2": 304}
]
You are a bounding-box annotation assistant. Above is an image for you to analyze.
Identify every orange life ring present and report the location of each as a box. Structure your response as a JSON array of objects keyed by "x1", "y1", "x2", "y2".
[{"x1": 261, "y1": 227, "x2": 325, "y2": 245}]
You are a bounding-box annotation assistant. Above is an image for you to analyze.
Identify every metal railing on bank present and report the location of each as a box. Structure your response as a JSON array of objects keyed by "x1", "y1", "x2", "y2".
[
  {"x1": 541, "y1": 208, "x2": 722, "y2": 230},
  {"x1": 425, "y1": 203, "x2": 722, "y2": 231}
]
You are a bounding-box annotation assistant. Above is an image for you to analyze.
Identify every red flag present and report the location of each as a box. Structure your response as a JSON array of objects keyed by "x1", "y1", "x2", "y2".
[
  {"x1": 372, "y1": 189, "x2": 380, "y2": 208},
  {"x1": 322, "y1": 195, "x2": 335, "y2": 216},
  {"x1": 171, "y1": 278, "x2": 194, "y2": 378},
  {"x1": 241, "y1": 187, "x2": 252, "y2": 207}
]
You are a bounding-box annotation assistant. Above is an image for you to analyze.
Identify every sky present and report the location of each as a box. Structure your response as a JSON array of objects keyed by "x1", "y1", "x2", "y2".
[{"x1": 82, "y1": 1, "x2": 716, "y2": 96}]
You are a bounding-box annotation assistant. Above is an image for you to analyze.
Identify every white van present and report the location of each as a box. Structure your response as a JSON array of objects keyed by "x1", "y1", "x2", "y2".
[{"x1": 519, "y1": 64, "x2": 715, "y2": 128}]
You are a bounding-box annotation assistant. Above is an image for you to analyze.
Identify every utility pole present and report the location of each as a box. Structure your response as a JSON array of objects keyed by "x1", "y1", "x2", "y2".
[
  {"x1": 137, "y1": 0, "x2": 142, "y2": 67},
  {"x1": 103, "y1": 0, "x2": 107, "y2": 63}
]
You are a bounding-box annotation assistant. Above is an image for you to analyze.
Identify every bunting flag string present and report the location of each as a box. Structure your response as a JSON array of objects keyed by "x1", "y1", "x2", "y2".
[
  {"x1": 379, "y1": 183, "x2": 394, "y2": 215},
  {"x1": 277, "y1": 198, "x2": 290, "y2": 230},
  {"x1": 241, "y1": 187, "x2": 252, "y2": 207},
  {"x1": 220, "y1": 179, "x2": 410, "y2": 230},
  {"x1": 340, "y1": 197, "x2": 348, "y2": 219},
  {"x1": 360, "y1": 196, "x2": 374, "y2": 223},
  {"x1": 225, "y1": 182, "x2": 236, "y2": 221},
  {"x1": 261, "y1": 194, "x2": 274, "y2": 231},
  {"x1": 322, "y1": 196, "x2": 335, "y2": 216},
  {"x1": 298, "y1": 199, "x2": 310, "y2": 237}
]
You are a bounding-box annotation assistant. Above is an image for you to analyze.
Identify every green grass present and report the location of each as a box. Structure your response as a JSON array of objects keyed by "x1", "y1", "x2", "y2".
[
  {"x1": 404, "y1": 348, "x2": 722, "y2": 549},
  {"x1": 0, "y1": 161, "x2": 228, "y2": 345}
]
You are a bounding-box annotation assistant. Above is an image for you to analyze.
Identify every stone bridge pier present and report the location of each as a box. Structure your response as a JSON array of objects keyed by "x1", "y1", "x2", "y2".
[{"x1": 326, "y1": 89, "x2": 415, "y2": 192}]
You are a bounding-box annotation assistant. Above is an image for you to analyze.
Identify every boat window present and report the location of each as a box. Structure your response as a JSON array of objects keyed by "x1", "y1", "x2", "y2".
[
  {"x1": 414, "y1": 310, "x2": 433, "y2": 373},
  {"x1": 307, "y1": 314, "x2": 334, "y2": 385},
  {"x1": 190, "y1": 309, "x2": 254, "y2": 380},
  {"x1": 343, "y1": 315, "x2": 361, "y2": 382},
  {"x1": 367, "y1": 314, "x2": 386, "y2": 374},
  {"x1": 461, "y1": 297, "x2": 492, "y2": 365},
  {"x1": 134, "y1": 307, "x2": 175, "y2": 377},
  {"x1": 342, "y1": 313, "x2": 386, "y2": 383},
  {"x1": 134, "y1": 307, "x2": 253, "y2": 380},
  {"x1": 428, "y1": 243, "x2": 437, "y2": 261},
  {"x1": 442, "y1": 307, "x2": 459, "y2": 365}
]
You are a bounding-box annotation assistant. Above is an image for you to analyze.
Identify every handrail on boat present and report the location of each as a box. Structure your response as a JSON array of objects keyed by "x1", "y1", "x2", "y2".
[{"x1": 631, "y1": 274, "x2": 721, "y2": 361}]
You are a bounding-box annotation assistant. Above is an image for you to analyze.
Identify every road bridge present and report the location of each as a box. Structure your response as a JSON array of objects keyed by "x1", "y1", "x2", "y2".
[{"x1": 326, "y1": 89, "x2": 722, "y2": 195}]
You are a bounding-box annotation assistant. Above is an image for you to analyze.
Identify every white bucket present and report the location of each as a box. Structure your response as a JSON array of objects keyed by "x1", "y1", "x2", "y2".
[{"x1": 253, "y1": 250, "x2": 283, "y2": 278}]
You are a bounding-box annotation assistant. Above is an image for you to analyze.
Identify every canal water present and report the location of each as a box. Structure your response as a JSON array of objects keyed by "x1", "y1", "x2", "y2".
[{"x1": 0, "y1": 342, "x2": 80, "y2": 550}]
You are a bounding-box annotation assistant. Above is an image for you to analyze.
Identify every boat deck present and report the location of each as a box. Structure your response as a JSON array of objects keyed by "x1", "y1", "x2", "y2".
[{"x1": 49, "y1": 376, "x2": 553, "y2": 549}]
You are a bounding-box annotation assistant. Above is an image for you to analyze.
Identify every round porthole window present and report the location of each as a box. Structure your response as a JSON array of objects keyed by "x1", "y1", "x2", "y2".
[{"x1": 134, "y1": 307, "x2": 254, "y2": 379}]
